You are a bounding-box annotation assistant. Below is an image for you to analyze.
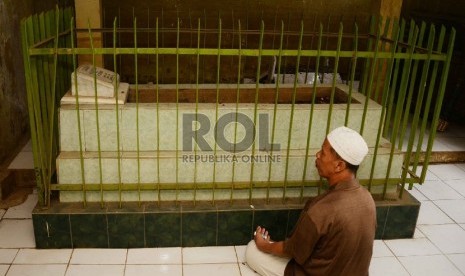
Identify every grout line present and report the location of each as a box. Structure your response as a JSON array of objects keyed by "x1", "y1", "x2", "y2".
[{"x1": 65, "y1": 249, "x2": 75, "y2": 275}]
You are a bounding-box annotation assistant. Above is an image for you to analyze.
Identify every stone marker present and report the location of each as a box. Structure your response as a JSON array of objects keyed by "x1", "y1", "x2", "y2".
[{"x1": 71, "y1": 64, "x2": 119, "y2": 98}]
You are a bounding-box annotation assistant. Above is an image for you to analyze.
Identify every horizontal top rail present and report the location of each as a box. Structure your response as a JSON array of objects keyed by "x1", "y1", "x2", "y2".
[{"x1": 28, "y1": 48, "x2": 448, "y2": 61}]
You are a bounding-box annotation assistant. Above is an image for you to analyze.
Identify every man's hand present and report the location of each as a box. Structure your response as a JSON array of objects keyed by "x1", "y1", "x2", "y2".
[
  {"x1": 253, "y1": 226, "x2": 290, "y2": 258},
  {"x1": 254, "y1": 226, "x2": 271, "y2": 249}
]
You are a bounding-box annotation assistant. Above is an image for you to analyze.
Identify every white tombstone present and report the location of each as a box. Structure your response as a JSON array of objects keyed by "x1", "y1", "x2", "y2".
[{"x1": 71, "y1": 64, "x2": 119, "y2": 98}]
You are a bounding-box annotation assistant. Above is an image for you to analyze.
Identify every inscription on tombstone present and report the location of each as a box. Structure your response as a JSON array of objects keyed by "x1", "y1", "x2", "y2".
[{"x1": 71, "y1": 65, "x2": 119, "y2": 98}]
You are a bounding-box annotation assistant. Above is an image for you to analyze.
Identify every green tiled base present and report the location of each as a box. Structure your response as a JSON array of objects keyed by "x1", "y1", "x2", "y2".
[{"x1": 32, "y1": 190, "x2": 420, "y2": 248}]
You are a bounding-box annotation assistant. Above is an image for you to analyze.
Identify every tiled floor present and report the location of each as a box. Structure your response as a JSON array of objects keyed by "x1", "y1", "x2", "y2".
[{"x1": 1, "y1": 125, "x2": 465, "y2": 275}]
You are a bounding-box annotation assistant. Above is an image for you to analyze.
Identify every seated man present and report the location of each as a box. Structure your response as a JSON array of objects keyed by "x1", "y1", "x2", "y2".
[{"x1": 246, "y1": 126, "x2": 376, "y2": 276}]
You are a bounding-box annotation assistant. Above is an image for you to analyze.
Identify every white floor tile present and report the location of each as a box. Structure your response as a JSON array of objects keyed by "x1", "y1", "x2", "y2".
[
  {"x1": 369, "y1": 257, "x2": 409, "y2": 276},
  {"x1": 456, "y1": 163, "x2": 465, "y2": 172},
  {"x1": 413, "y1": 227, "x2": 425, "y2": 238},
  {"x1": 447, "y1": 254, "x2": 465, "y2": 274},
  {"x1": 372, "y1": 240, "x2": 393, "y2": 257},
  {"x1": 127, "y1": 248, "x2": 181, "y2": 264},
  {"x1": 125, "y1": 264, "x2": 182, "y2": 276},
  {"x1": 70, "y1": 249, "x2": 127, "y2": 264},
  {"x1": 411, "y1": 166, "x2": 439, "y2": 181},
  {"x1": 7, "y1": 264, "x2": 67, "y2": 276},
  {"x1": 183, "y1": 246, "x2": 237, "y2": 264},
  {"x1": 415, "y1": 180, "x2": 463, "y2": 200},
  {"x1": 435, "y1": 199, "x2": 465, "y2": 223},
  {"x1": 183, "y1": 263, "x2": 241, "y2": 276},
  {"x1": 384, "y1": 238, "x2": 441, "y2": 256},
  {"x1": 416, "y1": 201, "x2": 454, "y2": 225},
  {"x1": 0, "y1": 220, "x2": 35, "y2": 248},
  {"x1": 405, "y1": 187, "x2": 428, "y2": 201},
  {"x1": 13, "y1": 249, "x2": 72, "y2": 264},
  {"x1": 406, "y1": 130, "x2": 450, "y2": 151},
  {"x1": 65, "y1": 265, "x2": 124, "y2": 276},
  {"x1": 461, "y1": 224, "x2": 465, "y2": 231},
  {"x1": 239, "y1": 262, "x2": 260, "y2": 276},
  {"x1": 0, "y1": 265, "x2": 8, "y2": 276},
  {"x1": 418, "y1": 224, "x2": 465, "y2": 254},
  {"x1": 235, "y1": 245, "x2": 247, "y2": 263},
  {"x1": 0, "y1": 250, "x2": 18, "y2": 264},
  {"x1": 0, "y1": 210, "x2": 5, "y2": 220},
  {"x1": 7, "y1": 152, "x2": 34, "y2": 170},
  {"x1": 3, "y1": 194, "x2": 38, "y2": 219},
  {"x1": 437, "y1": 137, "x2": 465, "y2": 151},
  {"x1": 398, "y1": 255, "x2": 463, "y2": 276},
  {"x1": 428, "y1": 164, "x2": 465, "y2": 181},
  {"x1": 430, "y1": 139, "x2": 452, "y2": 151},
  {"x1": 444, "y1": 179, "x2": 465, "y2": 197}
]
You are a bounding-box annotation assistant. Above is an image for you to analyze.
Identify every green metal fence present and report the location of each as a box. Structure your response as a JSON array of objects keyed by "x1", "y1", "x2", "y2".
[{"x1": 21, "y1": 7, "x2": 455, "y2": 207}]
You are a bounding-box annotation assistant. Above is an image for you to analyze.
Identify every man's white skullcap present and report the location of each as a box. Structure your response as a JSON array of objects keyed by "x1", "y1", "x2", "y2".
[{"x1": 327, "y1": 126, "x2": 368, "y2": 165}]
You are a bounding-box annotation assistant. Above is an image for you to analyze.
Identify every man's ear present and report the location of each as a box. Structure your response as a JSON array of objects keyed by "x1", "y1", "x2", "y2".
[{"x1": 335, "y1": 160, "x2": 347, "y2": 172}]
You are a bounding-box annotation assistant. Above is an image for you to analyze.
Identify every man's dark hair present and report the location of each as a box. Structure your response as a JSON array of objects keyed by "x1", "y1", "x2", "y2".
[{"x1": 330, "y1": 147, "x2": 360, "y2": 174}]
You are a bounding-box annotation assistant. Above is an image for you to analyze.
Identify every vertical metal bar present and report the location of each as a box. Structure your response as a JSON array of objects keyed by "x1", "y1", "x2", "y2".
[
  {"x1": 37, "y1": 13, "x2": 53, "y2": 175},
  {"x1": 413, "y1": 27, "x2": 445, "y2": 176},
  {"x1": 302, "y1": 23, "x2": 323, "y2": 201},
  {"x1": 360, "y1": 16, "x2": 376, "y2": 95},
  {"x1": 243, "y1": 9, "x2": 249, "y2": 83},
  {"x1": 232, "y1": 19, "x2": 242, "y2": 203},
  {"x1": 421, "y1": 27, "x2": 455, "y2": 182},
  {"x1": 37, "y1": 13, "x2": 51, "y2": 160},
  {"x1": 175, "y1": 17, "x2": 180, "y2": 204},
  {"x1": 147, "y1": 8, "x2": 150, "y2": 65},
  {"x1": 323, "y1": 14, "x2": 332, "y2": 74},
  {"x1": 389, "y1": 20, "x2": 417, "y2": 144},
  {"x1": 266, "y1": 21, "x2": 284, "y2": 203},
  {"x1": 398, "y1": 22, "x2": 426, "y2": 150},
  {"x1": 155, "y1": 18, "x2": 161, "y2": 204},
  {"x1": 46, "y1": 7, "x2": 61, "y2": 208},
  {"x1": 48, "y1": 10, "x2": 60, "y2": 166},
  {"x1": 325, "y1": 22, "x2": 343, "y2": 134},
  {"x1": 368, "y1": 20, "x2": 400, "y2": 192},
  {"x1": 212, "y1": 18, "x2": 222, "y2": 204},
  {"x1": 88, "y1": 20, "x2": 105, "y2": 208},
  {"x1": 188, "y1": 9, "x2": 193, "y2": 83},
  {"x1": 133, "y1": 18, "x2": 142, "y2": 206},
  {"x1": 202, "y1": 10, "x2": 207, "y2": 83},
  {"x1": 373, "y1": 18, "x2": 392, "y2": 102},
  {"x1": 304, "y1": 16, "x2": 317, "y2": 84},
  {"x1": 161, "y1": 9, "x2": 165, "y2": 83},
  {"x1": 113, "y1": 18, "x2": 123, "y2": 208},
  {"x1": 194, "y1": 18, "x2": 201, "y2": 203},
  {"x1": 383, "y1": 22, "x2": 419, "y2": 198},
  {"x1": 69, "y1": 18, "x2": 87, "y2": 207},
  {"x1": 344, "y1": 23, "x2": 358, "y2": 126},
  {"x1": 118, "y1": 7, "x2": 123, "y2": 77},
  {"x1": 230, "y1": 10, "x2": 235, "y2": 71},
  {"x1": 383, "y1": 20, "x2": 406, "y2": 137},
  {"x1": 360, "y1": 18, "x2": 381, "y2": 135},
  {"x1": 401, "y1": 24, "x2": 435, "y2": 194},
  {"x1": 30, "y1": 15, "x2": 49, "y2": 207},
  {"x1": 37, "y1": 12, "x2": 51, "y2": 207},
  {"x1": 21, "y1": 17, "x2": 44, "y2": 206},
  {"x1": 118, "y1": 8, "x2": 122, "y2": 78},
  {"x1": 249, "y1": 21, "x2": 264, "y2": 204},
  {"x1": 282, "y1": 12, "x2": 291, "y2": 84},
  {"x1": 283, "y1": 21, "x2": 304, "y2": 201}
]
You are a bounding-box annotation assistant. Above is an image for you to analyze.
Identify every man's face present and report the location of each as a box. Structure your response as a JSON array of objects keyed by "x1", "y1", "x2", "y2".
[{"x1": 315, "y1": 139, "x2": 340, "y2": 179}]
